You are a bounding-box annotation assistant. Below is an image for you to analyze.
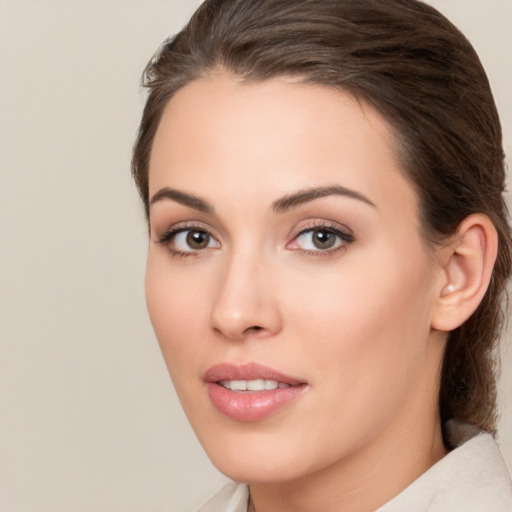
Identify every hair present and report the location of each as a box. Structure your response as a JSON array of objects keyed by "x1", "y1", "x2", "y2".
[{"x1": 132, "y1": 0, "x2": 511, "y2": 433}]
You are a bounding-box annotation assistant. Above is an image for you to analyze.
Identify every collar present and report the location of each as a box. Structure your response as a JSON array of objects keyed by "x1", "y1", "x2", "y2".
[{"x1": 376, "y1": 420, "x2": 512, "y2": 511}]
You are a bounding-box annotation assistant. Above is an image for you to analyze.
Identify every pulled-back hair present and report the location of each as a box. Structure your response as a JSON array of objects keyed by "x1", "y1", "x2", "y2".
[{"x1": 132, "y1": 0, "x2": 511, "y2": 433}]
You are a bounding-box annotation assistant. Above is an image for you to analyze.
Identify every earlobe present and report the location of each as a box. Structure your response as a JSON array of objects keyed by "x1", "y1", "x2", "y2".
[{"x1": 431, "y1": 214, "x2": 498, "y2": 332}]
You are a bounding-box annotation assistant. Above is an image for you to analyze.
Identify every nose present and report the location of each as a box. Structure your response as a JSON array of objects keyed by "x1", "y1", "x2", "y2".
[{"x1": 210, "y1": 251, "x2": 283, "y2": 341}]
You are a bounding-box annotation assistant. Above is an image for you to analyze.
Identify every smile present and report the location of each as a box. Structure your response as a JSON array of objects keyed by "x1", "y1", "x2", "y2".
[{"x1": 204, "y1": 363, "x2": 308, "y2": 421}]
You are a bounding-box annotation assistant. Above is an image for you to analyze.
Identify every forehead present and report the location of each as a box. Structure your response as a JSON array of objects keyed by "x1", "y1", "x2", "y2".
[{"x1": 148, "y1": 74, "x2": 417, "y2": 218}]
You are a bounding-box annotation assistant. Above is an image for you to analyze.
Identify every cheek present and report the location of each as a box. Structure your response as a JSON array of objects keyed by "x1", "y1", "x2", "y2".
[
  {"x1": 271, "y1": 251, "x2": 436, "y2": 462},
  {"x1": 282, "y1": 242, "x2": 434, "y2": 387},
  {"x1": 145, "y1": 253, "x2": 207, "y2": 380}
]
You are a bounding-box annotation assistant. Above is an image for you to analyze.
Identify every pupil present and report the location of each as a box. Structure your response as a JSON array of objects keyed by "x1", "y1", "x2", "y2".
[
  {"x1": 313, "y1": 230, "x2": 335, "y2": 249},
  {"x1": 187, "y1": 230, "x2": 209, "y2": 249}
]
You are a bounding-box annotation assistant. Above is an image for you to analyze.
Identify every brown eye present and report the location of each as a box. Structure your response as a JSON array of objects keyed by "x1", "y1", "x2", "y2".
[
  {"x1": 186, "y1": 230, "x2": 211, "y2": 249},
  {"x1": 165, "y1": 228, "x2": 220, "y2": 254}
]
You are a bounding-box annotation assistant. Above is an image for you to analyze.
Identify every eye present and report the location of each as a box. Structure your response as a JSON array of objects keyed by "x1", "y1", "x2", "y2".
[
  {"x1": 157, "y1": 227, "x2": 220, "y2": 256},
  {"x1": 297, "y1": 229, "x2": 339, "y2": 250},
  {"x1": 288, "y1": 224, "x2": 354, "y2": 254},
  {"x1": 174, "y1": 229, "x2": 217, "y2": 251}
]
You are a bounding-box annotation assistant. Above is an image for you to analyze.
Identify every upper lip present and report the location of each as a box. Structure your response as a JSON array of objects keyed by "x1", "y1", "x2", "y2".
[{"x1": 203, "y1": 362, "x2": 305, "y2": 385}]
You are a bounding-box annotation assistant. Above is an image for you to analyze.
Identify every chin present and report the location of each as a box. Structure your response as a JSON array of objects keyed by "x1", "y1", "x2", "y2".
[
  {"x1": 211, "y1": 454, "x2": 303, "y2": 485},
  {"x1": 194, "y1": 425, "x2": 325, "y2": 485}
]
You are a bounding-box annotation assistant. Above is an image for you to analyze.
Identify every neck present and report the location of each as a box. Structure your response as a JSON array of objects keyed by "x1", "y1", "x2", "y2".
[{"x1": 249, "y1": 409, "x2": 447, "y2": 512}]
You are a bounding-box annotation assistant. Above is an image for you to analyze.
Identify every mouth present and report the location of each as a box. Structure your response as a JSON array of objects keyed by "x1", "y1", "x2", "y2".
[
  {"x1": 204, "y1": 363, "x2": 308, "y2": 422},
  {"x1": 218, "y1": 379, "x2": 294, "y2": 391}
]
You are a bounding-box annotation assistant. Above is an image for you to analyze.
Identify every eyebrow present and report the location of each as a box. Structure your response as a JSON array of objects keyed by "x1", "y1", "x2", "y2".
[
  {"x1": 149, "y1": 184, "x2": 375, "y2": 215},
  {"x1": 272, "y1": 185, "x2": 376, "y2": 213},
  {"x1": 149, "y1": 187, "x2": 214, "y2": 213}
]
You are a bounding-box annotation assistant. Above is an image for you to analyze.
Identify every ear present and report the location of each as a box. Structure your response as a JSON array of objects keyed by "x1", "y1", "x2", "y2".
[{"x1": 431, "y1": 213, "x2": 498, "y2": 332}]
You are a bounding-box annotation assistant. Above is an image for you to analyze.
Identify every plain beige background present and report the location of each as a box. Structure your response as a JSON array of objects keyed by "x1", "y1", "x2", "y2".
[{"x1": 0, "y1": 1, "x2": 511, "y2": 511}]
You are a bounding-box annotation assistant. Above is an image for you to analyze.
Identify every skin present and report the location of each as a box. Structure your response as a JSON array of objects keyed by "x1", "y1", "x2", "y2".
[{"x1": 145, "y1": 75, "x2": 457, "y2": 512}]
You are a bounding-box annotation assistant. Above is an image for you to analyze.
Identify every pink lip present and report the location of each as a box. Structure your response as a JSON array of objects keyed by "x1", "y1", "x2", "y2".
[
  {"x1": 204, "y1": 363, "x2": 308, "y2": 422},
  {"x1": 204, "y1": 362, "x2": 303, "y2": 384}
]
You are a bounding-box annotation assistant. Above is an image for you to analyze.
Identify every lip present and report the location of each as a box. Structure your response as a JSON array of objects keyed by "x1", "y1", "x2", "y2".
[
  {"x1": 204, "y1": 362, "x2": 304, "y2": 384},
  {"x1": 204, "y1": 363, "x2": 308, "y2": 422}
]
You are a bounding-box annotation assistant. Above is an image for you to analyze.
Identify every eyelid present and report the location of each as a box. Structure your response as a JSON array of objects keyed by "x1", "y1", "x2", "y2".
[
  {"x1": 286, "y1": 220, "x2": 355, "y2": 254},
  {"x1": 288, "y1": 219, "x2": 354, "y2": 241},
  {"x1": 154, "y1": 220, "x2": 216, "y2": 242},
  {"x1": 153, "y1": 218, "x2": 354, "y2": 258},
  {"x1": 154, "y1": 221, "x2": 221, "y2": 257}
]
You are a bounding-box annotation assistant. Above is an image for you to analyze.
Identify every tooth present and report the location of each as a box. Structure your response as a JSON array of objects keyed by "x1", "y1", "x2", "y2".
[
  {"x1": 230, "y1": 380, "x2": 247, "y2": 391},
  {"x1": 219, "y1": 379, "x2": 288, "y2": 391},
  {"x1": 246, "y1": 379, "x2": 265, "y2": 391}
]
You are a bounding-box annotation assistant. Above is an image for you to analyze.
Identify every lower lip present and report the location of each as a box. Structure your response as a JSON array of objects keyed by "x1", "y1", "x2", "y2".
[{"x1": 207, "y1": 383, "x2": 306, "y2": 422}]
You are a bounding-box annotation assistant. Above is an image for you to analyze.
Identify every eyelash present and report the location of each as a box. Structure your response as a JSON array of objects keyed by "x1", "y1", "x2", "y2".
[
  {"x1": 288, "y1": 221, "x2": 354, "y2": 256},
  {"x1": 156, "y1": 222, "x2": 217, "y2": 258},
  {"x1": 155, "y1": 221, "x2": 355, "y2": 258}
]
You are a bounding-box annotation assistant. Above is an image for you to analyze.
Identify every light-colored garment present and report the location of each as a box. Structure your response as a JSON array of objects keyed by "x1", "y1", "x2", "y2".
[{"x1": 195, "y1": 421, "x2": 512, "y2": 512}]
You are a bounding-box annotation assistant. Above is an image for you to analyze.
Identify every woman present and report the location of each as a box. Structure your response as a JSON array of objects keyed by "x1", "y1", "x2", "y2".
[{"x1": 132, "y1": 0, "x2": 512, "y2": 510}]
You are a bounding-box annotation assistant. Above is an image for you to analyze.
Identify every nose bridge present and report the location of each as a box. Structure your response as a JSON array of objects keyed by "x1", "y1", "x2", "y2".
[{"x1": 210, "y1": 244, "x2": 281, "y2": 340}]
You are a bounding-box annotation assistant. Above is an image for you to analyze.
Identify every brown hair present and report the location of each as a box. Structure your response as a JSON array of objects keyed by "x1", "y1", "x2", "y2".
[{"x1": 132, "y1": 0, "x2": 511, "y2": 433}]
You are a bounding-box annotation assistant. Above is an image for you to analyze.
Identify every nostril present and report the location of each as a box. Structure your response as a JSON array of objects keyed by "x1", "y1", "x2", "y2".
[{"x1": 241, "y1": 325, "x2": 267, "y2": 336}]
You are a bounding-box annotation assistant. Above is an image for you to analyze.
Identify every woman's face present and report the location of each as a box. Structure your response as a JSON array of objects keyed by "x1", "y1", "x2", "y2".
[{"x1": 146, "y1": 75, "x2": 447, "y2": 483}]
